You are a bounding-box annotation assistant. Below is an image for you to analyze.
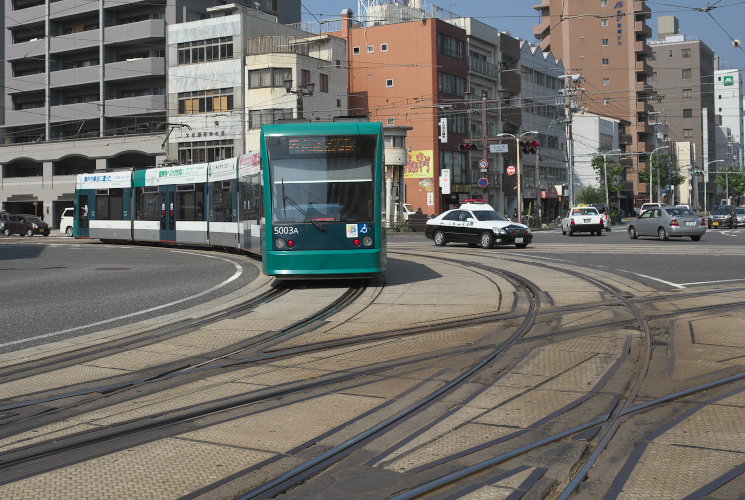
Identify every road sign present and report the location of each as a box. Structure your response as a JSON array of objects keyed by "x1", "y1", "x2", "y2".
[
  {"x1": 478, "y1": 177, "x2": 489, "y2": 188},
  {"x1": 490, "y1": 143, "x2": 508, "y2": 153},
  {"x1": 506, "y1": 165, "x2": 516, "y2": 175},
  {"x1": 479, "y1": 159, "x2": 488, "y2": 169}
]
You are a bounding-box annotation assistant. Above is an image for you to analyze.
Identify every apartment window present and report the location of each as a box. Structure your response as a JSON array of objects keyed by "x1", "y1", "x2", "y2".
[
  {"x1": 603, "y1": 78, "x2": 610, "y2": 86},
  {"x1": 601, "y1": 38, "x2": 609, "y2": 46},
  {"x1": 650, "y1": 51, "x2": 656, "y2": 61},
  {"x1": 681, "y1": 48, "x2": 691, "y2": 58},
  {"x1": 669, "y1": 50, "x2": 673, "y2": 59},
  {"x1": 682, "y1": 68, "x2": 691, "y2": 79},
  {"x1": 601, "y1": 0, "x2": 608, "y2": 5},
  {"x1": 301, "y1": 69, "x2": 311, "y2": 86},
  {"x1": 683, "y1": 129, "x2": 693, "y2": 139},
  {"x1": 381, "y1": 43, "x2": 388, "y2": 52},
  {"x1": 604, "y1": 98, "x2": 611, "y2": 106},
  {"x1": 438, "y1": 72, "x2": 465, "y2": 96},
  {"x1": 319, "y1": 73, "x2": 329, "y2": 93},
  {"x1": 178, "y1": 140, "x2": 234, "y2": 164},
  {"x1": 602, "y1": 58, "x2": 609, "y2": 65},
  {"x1": 367, "y1": 45, "x2": 374, "y2": 53},
  {"x1": 683, "y1": 108, "x2": 693, "y2": 118},
  {"x1": 247, "y1": 68, "x2": 292, "y2": 88},
  {"x1": 387, "y1": 118, "x2": 395, "y2": 125},
  {"x1": 682, "y1": 88, "x2": 692, "y2": 98},
  {"x1": 248, "y1": 109, "x2": 293, "y2": 129},
  {"x1": 437, "y1": 33, "x2": 464, "y2": 59},
  {"x1": 177, "y1": 37, "x2": 233, "y2": 65},
  {"x1": 386, "y1": 79, "x2": 394, "y2": 88},
  {"x1": 337, "y1": 99, "x2": 342, "y2": 108},
  {"x1": 353, "y1": 46, "x2": 360, "y2": 55},
  {"x1": 601, "y1": 19, "x2": 609, "y2": 27},
  {"x1": 178, "y1": 88, "x2": 234, "y2": 114}
]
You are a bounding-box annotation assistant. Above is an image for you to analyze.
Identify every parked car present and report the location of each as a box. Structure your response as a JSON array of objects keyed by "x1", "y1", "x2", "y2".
[
  {"x1": 736, "y1": 207, "x2": 745, "y2": 226},
  {"x1": 0, "y1": 211, "x2": 9, "y2": 236},
  {"x1": 425, "y1": 202, "x2": 532, "y2": 249},
  {"x1": 59, "y1": 207, "x2": 74, "y2": 237},
  {"x1": 3, "y1": 214, "x2": 50, "y2": 237},
  {"x1": 708, "y1": 205, "x2": 737, "y2": 229},
  {"x1": 627, "y1": 206, "x2": 706, "y2": 241}
]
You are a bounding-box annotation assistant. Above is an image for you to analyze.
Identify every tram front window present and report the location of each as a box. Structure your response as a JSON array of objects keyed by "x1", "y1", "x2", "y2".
[{"x1": 266, "y1": 135, "x2": 376, "y2": 224}]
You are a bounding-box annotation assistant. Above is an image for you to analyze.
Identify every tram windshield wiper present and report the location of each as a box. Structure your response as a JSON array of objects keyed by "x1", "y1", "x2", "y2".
[{"x1": 281, "y1": 179, "x2": 327, "y2": 232}]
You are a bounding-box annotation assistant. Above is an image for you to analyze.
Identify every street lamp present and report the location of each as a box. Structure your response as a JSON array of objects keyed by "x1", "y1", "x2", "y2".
[
  {"x1": 595, "y1": 149, "x2": 621, "y2": 212},
  {"x1": 649, "y1": 145, "x2": 669, "y2": 204},
  {"x1": 284, "y1": 79, "x2": 314, "y2": 119},
  {"x1": 496, "y1": 130, "x2": 539, "y2": 224},
  {"x1": 705, "y1": 159, "x2": 724, "y2": 211}
]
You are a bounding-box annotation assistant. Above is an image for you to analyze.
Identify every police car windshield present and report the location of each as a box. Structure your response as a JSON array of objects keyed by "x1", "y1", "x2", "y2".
[{"x1": 472, "y1": 210, "x2": 508, "y2": 222}]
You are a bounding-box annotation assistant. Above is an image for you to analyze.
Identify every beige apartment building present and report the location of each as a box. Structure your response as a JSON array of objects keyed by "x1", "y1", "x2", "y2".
[{"x1": 533, "y1": 0, "x2": 654, "y2": 213}]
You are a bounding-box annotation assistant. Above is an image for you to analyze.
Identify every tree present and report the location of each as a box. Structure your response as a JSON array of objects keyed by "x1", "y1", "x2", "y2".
[
  {"x1": 576, "y1": 186, "x2": 606, "y2": 204},
  {"x1": 637, "y1": 154, "x2": 685, "y2": 196},
  {"x1": 714, "y1": 166, "x2": 745, "y2": 204},
  {"x1": 590, "y1": 153, "x2": 626, "y2": 215}
]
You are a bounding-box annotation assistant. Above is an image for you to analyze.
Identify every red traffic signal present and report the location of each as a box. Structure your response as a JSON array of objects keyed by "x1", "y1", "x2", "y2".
[{"x1": 459, "y1": 143, "x2": 478, "y2": 151}]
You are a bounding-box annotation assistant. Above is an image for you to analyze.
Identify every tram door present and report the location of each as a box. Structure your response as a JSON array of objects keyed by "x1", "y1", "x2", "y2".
[
  {"x1": 159, "y1": 186, "x2": 176, "y2": 242},
  {"x1": 75, "y1": 193, "x2": 90, "y2": 238}
]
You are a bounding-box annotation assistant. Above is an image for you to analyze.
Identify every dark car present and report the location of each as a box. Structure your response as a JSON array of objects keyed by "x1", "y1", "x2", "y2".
[
  {"x1": 708, "y1": 205, "x2": 737, "y2": 229},
  {"x1": 3, "y1": 214, "x2": 50, "y2": 236},
  {"x1": 0, "y1": 211, "x2": 9, "y2": 235}
]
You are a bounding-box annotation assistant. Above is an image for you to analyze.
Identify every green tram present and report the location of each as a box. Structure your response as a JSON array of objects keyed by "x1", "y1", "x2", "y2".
[{"x1": 73, "y1": 121, "x2": 386, "y2": 279}]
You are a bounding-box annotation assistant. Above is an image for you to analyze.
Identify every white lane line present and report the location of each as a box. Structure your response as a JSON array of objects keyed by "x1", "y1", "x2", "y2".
[
  {"x1": 624, "y1": 272, "x2": 686, "y2": 289},
  {"x1": 0, "y1": 252, "x2": 243, "y2": 349},
  {"x1": 678, "y1": 278, "x2": 745, "y2": 286}
]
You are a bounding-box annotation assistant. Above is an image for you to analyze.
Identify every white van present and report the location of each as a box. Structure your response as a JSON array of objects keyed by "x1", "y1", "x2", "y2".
[{"x1": 59, "y1": 207, "x2": 74, "y2": 237}]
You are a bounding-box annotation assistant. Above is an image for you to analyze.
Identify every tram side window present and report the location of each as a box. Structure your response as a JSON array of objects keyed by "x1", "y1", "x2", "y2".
[
  {"x1": 240, "y1": 175, "x2": 262, "y2": 221},
  {"x1": 212, "y1": 180, "x2": 235, "y2": 222},
  {"x1": 95, "y1": 188, "x2": 125, "y2": 220},
  {"x1": 177, "y1": 183, "x2": 205, "y2": 221},
  {"x1": 136, "y1": 186, "x2": 159, "y2": 221}
]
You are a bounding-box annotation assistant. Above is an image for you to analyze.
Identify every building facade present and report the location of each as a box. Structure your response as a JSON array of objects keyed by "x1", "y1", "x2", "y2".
[
  {"x1": 648, "y1": 18, "x2": 716, "y2": 210},
  {"x1": 533, "y1": 0, "x2": 654, "y2": 213},
  {"x1": 0, "y1": 0, "x2": 299, "y2": 225},
  {"x1": 714, "y1": 68, "x2": 744, "y2": 169}
]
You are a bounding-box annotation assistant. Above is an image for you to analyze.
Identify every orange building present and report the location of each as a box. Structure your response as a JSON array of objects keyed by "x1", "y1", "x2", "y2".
[{"x1": 330, "y1": 10, "x2": 469, "y2": 215}]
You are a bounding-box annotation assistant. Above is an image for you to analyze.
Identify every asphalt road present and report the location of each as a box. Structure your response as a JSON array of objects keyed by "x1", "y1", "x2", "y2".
[{"x1": 0, "y1": 242, "x2": 259, "y2": 354}]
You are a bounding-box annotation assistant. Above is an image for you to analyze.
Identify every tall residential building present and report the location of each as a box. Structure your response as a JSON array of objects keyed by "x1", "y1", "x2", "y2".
[
  {"x1": 533, "y1": 0, "x2": 654, "y2": 214},
  {"x1": 0, "y1": 0, "x2": 299, "y2": 224},
  {"x1": 648, "y1": 17, "x2": 716, "y2": 209},
  {"x1": 714, "y1": 69, "x2": 743, "y2": 169}
]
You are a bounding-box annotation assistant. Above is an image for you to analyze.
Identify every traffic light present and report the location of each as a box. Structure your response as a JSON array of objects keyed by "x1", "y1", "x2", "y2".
[
  {"x1": 459, "y1": 143, "x2": 478, "y2": 151},
  {"x1": 520, "y1": 141, "x2": 530, "y2": 154},
  {"x1": 529, "y1": 140, "x2": 540, "y2": 154}
]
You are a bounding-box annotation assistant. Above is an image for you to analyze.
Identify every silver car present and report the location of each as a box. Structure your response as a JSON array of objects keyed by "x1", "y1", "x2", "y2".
[
  {"x1": 628, "y1": 206, "x2": 706, "y2": 241},
  {"x1": 736, "y1": 207, "x2": 745, "y2": 226}
]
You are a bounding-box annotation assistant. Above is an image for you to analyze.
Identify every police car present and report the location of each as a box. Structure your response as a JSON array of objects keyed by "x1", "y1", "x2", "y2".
[{"x1": 424, "y1": 202, "x2": 532, "y2": 249}]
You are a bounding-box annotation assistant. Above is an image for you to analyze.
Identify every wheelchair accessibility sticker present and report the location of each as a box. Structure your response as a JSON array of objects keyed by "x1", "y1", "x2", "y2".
[{"x1": 359, "y1": 223, "x2": 369, "y2": 234}]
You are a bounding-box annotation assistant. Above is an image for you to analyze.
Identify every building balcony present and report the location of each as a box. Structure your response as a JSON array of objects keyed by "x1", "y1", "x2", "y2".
[
  {"x1": 7, "y1": 4, "x2": 45, "y2": 26},
  {"x1": 634, "y1": 20, "x2": 652, "y2": 38},
  {"x1": 50, "y1": 29, "x2": 100, "y2": 54},
  {"x1": 104, "y1": 95, "x2": 166, "y2": 117},
  {"x1": 619, "y1": 133, "x2": 633, "y2": 145},
  {"x1": 635, "y1": 59, "x2": 652, "y2": 75},
  {"x1": 6, "y1": 108, "x2": 46, "y2": 128},
  {"x1": 533, "y1": 17, "x2": 550, "y2": 39},
  {"x1": 634, "y1": 1, "x2": 652, "y2": 17},
  {"x1": 50, "y1": 0, "x2": 99, "y2": 19},
  {"x1": 634, "y1": 40, "x2": 652, "y2": 56},
  {"x1": 635, "y1": 81, "x2": 654, "y2": 95},
  {"x1": 50, "y1": 65, "x2": 100, "y2": 87},
  {"x1": 50, "y1": 102, "x2": 100, "y2": 123},
  {"x1": 7, "y1": 73, "x2": 47, "y2": 92},
  {"x1": 103, "y1": 0, "x2": 154, "y2": 7},
  {"x1": 6, "y1": 39, "x2": 45, "y2": 62},
  {"x1": 501, "y1": 71, "x2": 521, "y2": 94},
  {"x1": 468, "y1": 57, "x2": 498, "y2": 79},
  {"x1": 636, "y1": 100, "x2": 651, "y2": 113},
  {"x1": 104, "y1": 57, "x2": 165, "y2": 81},
  {"x1": 105, "y1": 19, "x2": 166, "y2": 46}
]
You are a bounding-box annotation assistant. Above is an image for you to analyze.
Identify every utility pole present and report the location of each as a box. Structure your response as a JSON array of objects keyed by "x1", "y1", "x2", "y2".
[
  {"x1": 462, "y1": 96, "x2": 503, "y2": 207},
  {"x1": 560, "y1": 74, "x2": 582, "y2": 208}
]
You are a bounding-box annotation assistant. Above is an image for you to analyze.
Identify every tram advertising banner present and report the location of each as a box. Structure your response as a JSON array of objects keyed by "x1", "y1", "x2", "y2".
[
  {"x1": 77, "y1": 171, "x2": 132, "y2": 190},
  {"x1": 145, "y1": 163, "x2": 208, "y2": 186},
  {"x1": 208, "y1": 157, "x2": 238, "y2": 182}
]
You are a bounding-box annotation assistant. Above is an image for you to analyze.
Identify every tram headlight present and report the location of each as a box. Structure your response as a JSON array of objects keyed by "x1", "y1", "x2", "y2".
[
  {"x1": 362, "y1": 236, "x2": 373, "y2": 247},
  {"x1": 275, "y1": 237, "x2": 286, "y2": 249}
]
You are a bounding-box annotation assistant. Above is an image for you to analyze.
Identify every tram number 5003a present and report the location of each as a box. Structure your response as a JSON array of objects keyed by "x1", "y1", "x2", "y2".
[{"x1": 274, "y1": 226, "x2": 300, "y2": 235}]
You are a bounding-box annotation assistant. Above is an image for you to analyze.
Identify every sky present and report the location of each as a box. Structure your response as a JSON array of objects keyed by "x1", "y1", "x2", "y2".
[{"x1": 300, "y1": 0, "x2": 745, "y2": 70}]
